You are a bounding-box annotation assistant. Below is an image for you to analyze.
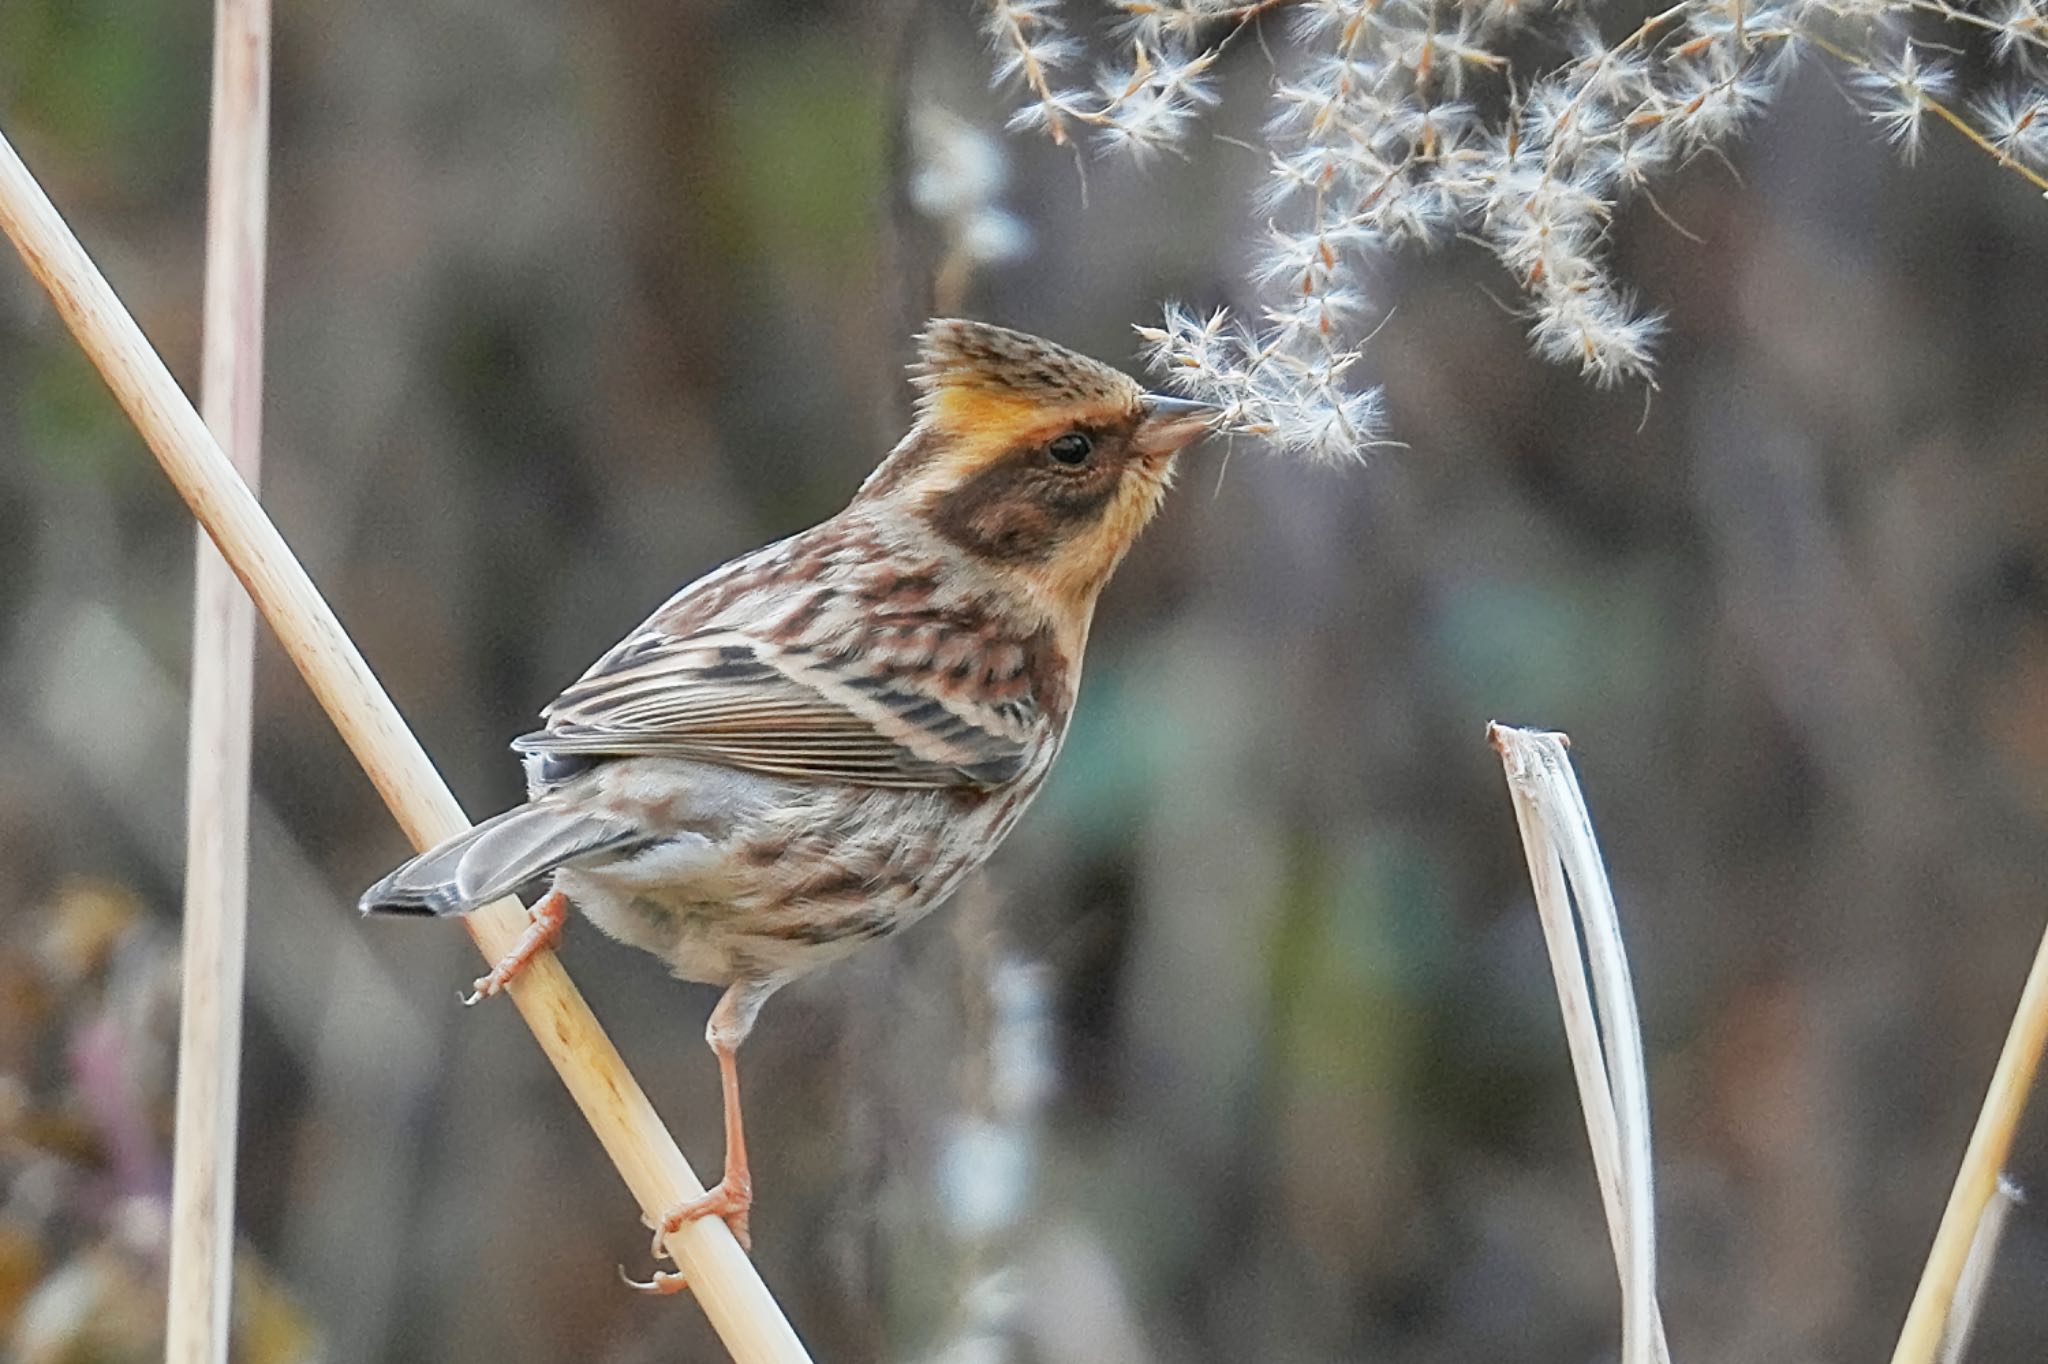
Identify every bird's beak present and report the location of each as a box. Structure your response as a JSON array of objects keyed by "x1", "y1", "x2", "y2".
[{"x1": 1135, "y1": 392, "x2": 1221, "y2": 456}]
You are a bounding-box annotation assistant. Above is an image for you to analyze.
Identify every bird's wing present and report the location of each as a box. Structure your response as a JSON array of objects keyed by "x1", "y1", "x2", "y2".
[{"x1": 513, "y1": 620, "x2": 1047, "y2": 790}]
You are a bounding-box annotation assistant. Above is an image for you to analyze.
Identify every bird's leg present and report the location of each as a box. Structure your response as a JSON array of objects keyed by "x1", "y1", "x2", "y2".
[
  {"x1": 629, "y1": 978, "x2": 779, "y2": 1293},
  {"x1": 462, "y1": 888, "x2": 569, "y2": 1006},
  {"x1": 659, "y1": 985, "x2": 759, "y2": 1247}
]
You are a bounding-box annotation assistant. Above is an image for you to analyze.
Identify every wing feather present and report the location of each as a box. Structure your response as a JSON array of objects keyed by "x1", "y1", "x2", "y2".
[{"x1": 514, "y1": 623, "x2": 1040, "y2": 790}]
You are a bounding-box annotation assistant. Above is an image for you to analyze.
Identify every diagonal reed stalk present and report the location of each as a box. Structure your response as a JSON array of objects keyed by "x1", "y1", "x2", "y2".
[
  {"x1": 0, "y1": 126, "x2": 811, "y2": 1364},
  {"x1": 1490, "y1": 723, "x2": 1673, "y2": 1364},
  {"x1": 164, "y1": 0, "x2": 270, "y2": 1357},
  {"x1": 1938, "y1": 1174, "x2": 2021, "y2": 1364},
  {"x1": 1891, "y1": 929, "x2": 2048, "y2": 1363}
]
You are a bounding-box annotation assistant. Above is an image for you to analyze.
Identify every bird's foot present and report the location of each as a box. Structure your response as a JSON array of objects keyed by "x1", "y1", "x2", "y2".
[
  {"x1": 461, "y1": 891, "x2": 568, "y2": 1006},
  {"x1": 652, "y1": 1178, "x2": 754, "y2": 1257},
  {"x1": 622, "y1": 1181, "x2": 754, "y2": 1296}
]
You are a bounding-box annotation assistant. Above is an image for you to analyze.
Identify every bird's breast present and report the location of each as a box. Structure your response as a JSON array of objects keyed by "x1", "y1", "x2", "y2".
[{"x1": 557, "y1": 753, "x2": 1057, "y2": 986}]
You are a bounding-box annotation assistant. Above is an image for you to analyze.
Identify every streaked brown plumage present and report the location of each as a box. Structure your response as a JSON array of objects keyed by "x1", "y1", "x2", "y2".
[{"x1": 359, "y1": 320, "x2": 1215, "y2": 1282}]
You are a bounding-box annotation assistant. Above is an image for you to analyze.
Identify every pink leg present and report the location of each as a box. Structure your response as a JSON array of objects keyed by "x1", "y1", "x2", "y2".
[
  {"x1": 462, "y1": 888, "x2": 568, "y2": 1006},
  {"x1": 665, "y1": 1039, "x2": 753, "y2": 1241},
  {"x1": 625, "y1": 979, "x2": 778, "y2": 1294},
  {"x1": 624, "y1": 1045, "x2": 751, "y2": 1296}
]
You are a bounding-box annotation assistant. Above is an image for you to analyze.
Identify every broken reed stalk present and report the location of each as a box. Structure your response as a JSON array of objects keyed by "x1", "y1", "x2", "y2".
[
  {"x1": 1891, "y1": 928, "x2": 2048, "y2": 1364},
  {"x1": 165, "y1": 0, "x2": 269, "y2": 1358},
  {"x1": 1489, "y1": 723, "x2": 1672, "y2": 1364},
  {"x1": 0, "y1": 126, "x2": 812, "y2": 1364}
]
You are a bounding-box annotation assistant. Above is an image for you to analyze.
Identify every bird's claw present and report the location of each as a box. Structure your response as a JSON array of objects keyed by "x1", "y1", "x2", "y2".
[
  {"x1": 460, "y1": 973, "x2": 504, "y2": 1008},
  {"x1": 457, "y1": 894, "x2": 567, "y2": 1008},
  {"x1": 619, "y1": 1263, "x2": 691, "y2": 1296},
  {"x1": 625, "y1": 1183, "x2": 752, "y2": 1296},
  {"x1": 649, "y1": 1178, "x2": 754, "y2": 1259}
]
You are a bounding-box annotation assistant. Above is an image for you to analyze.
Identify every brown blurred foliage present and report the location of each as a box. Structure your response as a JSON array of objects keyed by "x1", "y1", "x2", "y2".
[{"x1": 4, "y1": 0, "x2": 2048, "y2": 1361}]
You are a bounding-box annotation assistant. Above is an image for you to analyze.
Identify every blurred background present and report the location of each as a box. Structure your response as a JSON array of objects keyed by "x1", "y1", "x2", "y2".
[{"x1": 4, "y1": 0, "x2": 2048, "y2": 1360}]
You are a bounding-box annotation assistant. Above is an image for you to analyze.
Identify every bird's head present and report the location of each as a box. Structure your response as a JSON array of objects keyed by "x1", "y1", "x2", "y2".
[{"x1": 858, "y1": 319, "x2": 1217, "y2": 617}]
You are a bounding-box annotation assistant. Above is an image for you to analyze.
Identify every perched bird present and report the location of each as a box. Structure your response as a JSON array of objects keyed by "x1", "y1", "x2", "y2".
[{"x1": 359, "y1": 319, "x2": 1216, "y2": 1284}]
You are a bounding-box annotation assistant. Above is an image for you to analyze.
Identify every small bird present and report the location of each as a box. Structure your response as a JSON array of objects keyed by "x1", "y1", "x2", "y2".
[{"x1": 359, "y1": 319, "x2": 1216, "y2": 1284}]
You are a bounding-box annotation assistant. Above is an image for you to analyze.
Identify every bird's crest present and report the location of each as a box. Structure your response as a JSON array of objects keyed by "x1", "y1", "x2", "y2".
[{"x1": 913, "y1": 319, "x2": 1141, "y2": 423}]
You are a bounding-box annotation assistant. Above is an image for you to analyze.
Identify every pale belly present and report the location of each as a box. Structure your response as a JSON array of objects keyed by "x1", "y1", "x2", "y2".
[{"x1": 547, "y1": 757, "x2": 1041, "y2": 986}]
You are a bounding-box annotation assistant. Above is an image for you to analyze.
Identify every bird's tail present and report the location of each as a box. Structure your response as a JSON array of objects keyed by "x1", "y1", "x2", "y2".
[{"x1": 358, "y1": 802, "x2": 641, "y2": 917}]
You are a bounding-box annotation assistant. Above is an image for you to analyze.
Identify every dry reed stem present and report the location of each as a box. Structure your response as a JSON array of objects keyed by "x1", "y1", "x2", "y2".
[
  {"x1": 164, "y1": 0, "x2": 269, "y2": 1358},
  {"x1": 0, "y1": 124, "x2": 811, "y2": 1364},
  {"x1": 1938, "y1": 1174, "x2": 2021, "y2": 1364},
  {"x1": 1490, "y1": 724, "x2": 1672, "y2": 1364},
  {"x1": 1890, "y1": 928, "x2": 2048, "y2": 1364}
]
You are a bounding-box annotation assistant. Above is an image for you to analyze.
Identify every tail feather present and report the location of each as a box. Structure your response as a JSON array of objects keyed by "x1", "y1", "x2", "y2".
[{"x1": 359, "y1": 802, "x2": 642, "y2": 917}]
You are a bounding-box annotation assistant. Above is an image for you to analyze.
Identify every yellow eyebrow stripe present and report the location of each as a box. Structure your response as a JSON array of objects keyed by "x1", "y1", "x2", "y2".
[{"x1": 928, "y1": 386, "x2": 1049, "y2": 439}]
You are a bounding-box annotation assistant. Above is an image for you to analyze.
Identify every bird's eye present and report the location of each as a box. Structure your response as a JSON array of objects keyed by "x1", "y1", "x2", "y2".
[{"x1": 1048, "y1": 432, "x2": 1093, "y2": 465}]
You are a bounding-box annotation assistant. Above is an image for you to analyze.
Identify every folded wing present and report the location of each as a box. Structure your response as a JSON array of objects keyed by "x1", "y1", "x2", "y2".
[{"x1": 513, "y1": 625, "x2": 1038, "y2": 790}]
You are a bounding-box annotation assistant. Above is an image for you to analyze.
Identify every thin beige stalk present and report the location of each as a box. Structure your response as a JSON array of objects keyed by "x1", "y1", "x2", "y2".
[
  {"x1": 165, "y1": 0, "x2": 269, "y2": 1358},
  {"x1": 1939, "y1": 1174, "x2": 2021, "y2": 1364},
  {"x1": 1490, "y1": 724, "x2": 1672, "y2": 1364},
  {"x1": 1890, "y1": 930, "x2": 2048, "y2": 1364},
  {"x1": 1794, "y1": 29, "x2": 2048, "y2": 197},
  {"x1": 0, "y1": 125, "x2": 811, "y2": 1364}
]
